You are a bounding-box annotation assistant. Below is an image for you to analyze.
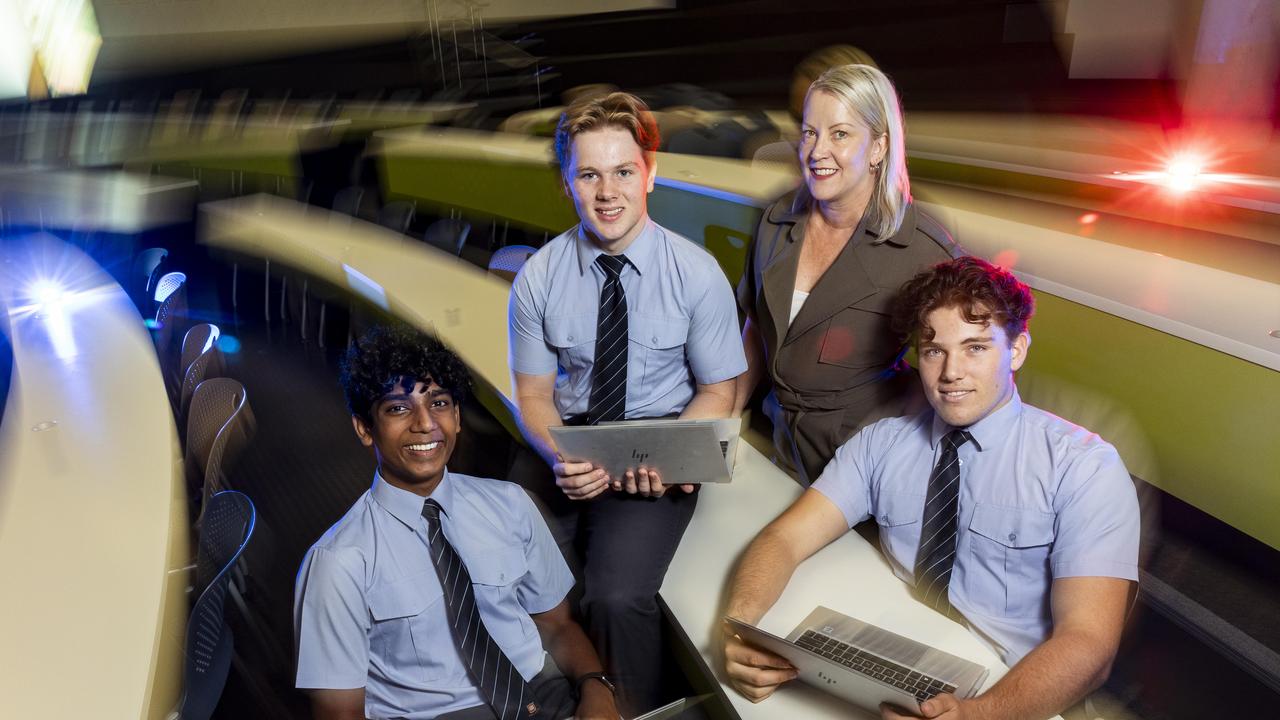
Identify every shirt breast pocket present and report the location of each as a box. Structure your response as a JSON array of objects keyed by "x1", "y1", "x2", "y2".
[
  {"x1": 467, "y1": 548, "x2": 537, "y2": 641},
  {"x1": 631, "y1": 314, "x2": 689, "y2": 389},
  {"x1": 367, "y1": 572, "x2": 453, "y2": 682},
  {"x1": 966, "y1": 504, "x2": 1056, "y2": 618},
  {"x1": 545, "y1": 313, "x2": 597, "y2": 380},
  {"x1": 874, "y1": 491, "x2": 924, "y2": 577}
]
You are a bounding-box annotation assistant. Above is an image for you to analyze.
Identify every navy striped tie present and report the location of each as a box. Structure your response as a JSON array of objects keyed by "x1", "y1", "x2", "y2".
[
  {"x1": 587, "y1": 254, "x2": 629, "y2": 425},
  {"x1": 914, "y1": 430, "x2": 971, "y2": 613},
  {"x1": 422, "y1": 499, "x2": 540, "y2": 719}
]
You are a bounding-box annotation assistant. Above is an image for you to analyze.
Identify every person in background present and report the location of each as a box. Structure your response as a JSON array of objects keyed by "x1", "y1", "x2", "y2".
[
  {"x1": 508, "y1": 91, "x2": 746, "y2": 716},
  {"x1": 724, "y1": 257, "x2": 1139, "y2": 720},
  {"x1": 294, "y1": 325, "x2": 618, "y2": 720},
  {"x1": 735, "y1": 63, "x2": 963, "y2": 485}
]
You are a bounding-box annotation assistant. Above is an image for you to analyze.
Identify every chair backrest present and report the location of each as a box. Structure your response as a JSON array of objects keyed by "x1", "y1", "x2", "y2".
[
  {"x1": 153, "y1": 274, "x2": 189, "y2": 396},
  {"x1": 179, "y1": 324, "x2": 221, "y2": 383},
  {"x1": 752, "y1": 139, "x2": 798, "y2": 168},
  {"x1": 131, "y1": 247, "x2": 168, "y2": 306},
  {"x1": 377, "y1": 200, "x2": 415, "y2": 234},
  {"x1": 185, "y1": 378, "x2": 249, "y2": 497},
  {"x1": 154, "y1": 271, "x2": 187, "y2": 304},
  {"x1": 423, "y1": 218, "x2": 471, "y2": 256},
  {"x1": 331, "y1": 186, "x2": 364, "y2": 217},
  {"x1": 199, "y1": 399, "x2": 256, "y2": 521},
  {"x1": 179, "y1": 345, "x2": 227, "y2": 425},
  {"x1": 487, "y1": 244, "x2": 537, "y2": 283},
  {"x1": 178, "y1": 490, "x2": 255, "y2": 720}
]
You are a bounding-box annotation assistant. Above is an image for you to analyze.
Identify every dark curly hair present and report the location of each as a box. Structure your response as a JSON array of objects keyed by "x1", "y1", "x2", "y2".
[
  {"x1": 891, "y1": 256, "x2": 1035, "y2": 344},
  {"x1": 554, "y1": 91, "x2": 660, "y2": 174},
  {"x1": 340, "y1": 324, "x2": 471, "y2": 423}
]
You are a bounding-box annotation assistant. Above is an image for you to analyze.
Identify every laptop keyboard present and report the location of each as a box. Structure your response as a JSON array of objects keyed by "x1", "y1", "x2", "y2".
[{"x1": 796, "y1": 630, "x2": 957, "y2": 702}]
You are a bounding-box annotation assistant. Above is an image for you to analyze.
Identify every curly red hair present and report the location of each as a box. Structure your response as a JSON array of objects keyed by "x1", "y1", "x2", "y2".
[{"x1": 891, "y1": 256, "x2": 1035, "y2": 344}]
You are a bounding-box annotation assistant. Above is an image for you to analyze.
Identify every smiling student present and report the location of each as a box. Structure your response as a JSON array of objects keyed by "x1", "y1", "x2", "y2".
[
  {"x1": 723, "y1": 258, "x2": 1140, "y2": 720},
  {"x1": 294, "y1": 325, "x2": 617, "y2": 720},
  {"x1": 508, "y1": 91, "x2": 746, "y2": 715}
]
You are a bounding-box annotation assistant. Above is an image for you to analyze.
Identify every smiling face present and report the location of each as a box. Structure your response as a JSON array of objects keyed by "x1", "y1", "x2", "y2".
[
  {"x1": 917, "y1": 304, "x2": 1028, "y2": 428},
  {"x1": 799, "y1": 90, "x2": 886, "y2": 208},
  {"x1": 564, "y1": 125, "x2": 656, "y2": 254},
  {"x1": 352, "y1": 378, "x2": 459, "y2": 496}
]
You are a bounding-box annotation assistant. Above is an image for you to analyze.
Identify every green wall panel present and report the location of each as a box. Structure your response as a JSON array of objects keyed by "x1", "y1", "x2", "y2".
[
  {"x1": 1020, "y1": 292, "x2": 1280, "y2": 550},
  {"x1": 382, "y1": 155, "x2": 576, "y2": 232}
]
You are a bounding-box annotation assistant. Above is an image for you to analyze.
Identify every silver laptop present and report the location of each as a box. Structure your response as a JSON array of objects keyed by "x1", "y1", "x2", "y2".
[
  {"x1": 726, "y1": 607, "x2": 989, "y2": 714},
  {"x1": 549, "y1": 418, "x2": 740, "y2": 484}
]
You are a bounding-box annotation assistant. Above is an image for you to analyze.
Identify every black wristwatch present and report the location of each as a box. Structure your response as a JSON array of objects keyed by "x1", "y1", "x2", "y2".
[{"x1": 575, "y1": 671, "x2": 617, "y2": 696}]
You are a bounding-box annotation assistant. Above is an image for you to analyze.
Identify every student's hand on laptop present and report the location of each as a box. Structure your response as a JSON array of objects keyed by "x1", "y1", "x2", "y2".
[
  {"x1": 723, "y1": 626, "x2": 797, "y2": 702},
  {"x1": 612, "y1": 467, "x2": 696, "y2": 498},
  {"x1": 880, "y1": 693, "x2": 964, "y2": 719},
  {"x1": 553, "y1": 454, "x2": 610, "y2": 501}
]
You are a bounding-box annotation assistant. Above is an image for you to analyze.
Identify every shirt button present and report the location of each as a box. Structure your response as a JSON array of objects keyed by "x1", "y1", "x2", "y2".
[
  {"x1": 1008, "y1": 533, "x2": 1017, "y2": 542},
  {"x1": 567, "y1": 335, "x2": 574, "y2": 341},
  {"x1": 652, "y1": 336, "x2": 659, "y2": 343}
]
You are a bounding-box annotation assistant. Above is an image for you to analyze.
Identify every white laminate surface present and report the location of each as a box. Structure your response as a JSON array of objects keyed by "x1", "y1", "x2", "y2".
[
  {"x1": 0, "y1": 236, "x2": 187, "y2": 718},
  {"x1": 662, "y1": 440, "x2": 1044, "y2": 719}
]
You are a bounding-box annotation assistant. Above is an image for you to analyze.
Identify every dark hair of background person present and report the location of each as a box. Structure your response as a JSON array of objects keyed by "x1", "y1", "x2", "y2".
[
  {"x1": 340, "y1": 324, "x2": 472, "y2": 423},
  {"x1": 891, "y1": 256, "x2": 1036, "y2": 344},
  {"x1": 553, "y1": 91, "x2": 661, "y2": 173}
]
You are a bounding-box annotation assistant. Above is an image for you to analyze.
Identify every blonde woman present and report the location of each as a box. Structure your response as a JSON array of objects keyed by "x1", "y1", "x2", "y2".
[{"x1": 735, "y1": 64, "x2": 963, "y2": 485}]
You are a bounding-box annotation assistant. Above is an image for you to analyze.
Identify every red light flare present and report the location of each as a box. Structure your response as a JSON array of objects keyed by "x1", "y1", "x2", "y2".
[{"x1": 992, "y1": 250, "x2": 1019, "y2": 270}]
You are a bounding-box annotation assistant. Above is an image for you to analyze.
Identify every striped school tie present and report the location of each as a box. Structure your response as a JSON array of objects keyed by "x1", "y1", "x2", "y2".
[
  {"x1": 914, "y1": 429, "x2": 971, "y2": 613},
  {"x1": 422, "y1": 499, "x2": 540, "y2": 719},
  {"x1": 586, "y1": 254, "x2": 630, "y2": 425}
]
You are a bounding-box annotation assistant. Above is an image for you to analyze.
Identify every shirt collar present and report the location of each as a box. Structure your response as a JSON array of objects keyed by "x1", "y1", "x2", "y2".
[
  {"x1": 573, "y1": 217, "x2": 658, "y2": 277},
  {"x1": 371, "y1": 469, "x2": 456, "y2": 529},
  {"x1": 929, "y1": 388, "x2": 1023, "y2": 452}
]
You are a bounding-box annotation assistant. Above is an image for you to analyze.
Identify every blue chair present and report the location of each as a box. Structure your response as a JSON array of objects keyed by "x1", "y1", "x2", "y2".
[
  {"x1": 131, "y1": 247, "x2": 168, "y2": 312},
  {"x1": 378, "y1": 200, "x2": 416, "y2": 234},
  {"x1": 487, "y1": 244, "x2": 536, "y2": 283},
  {"x1": 152, "y1": 272, "x2": 189, "y2": 401},
  {"x1": 175, "y1": 490, "x2": 256, "y2": 720},
  {"x1": 424, "y1": 217, "x2": 471, "y2": 256}
]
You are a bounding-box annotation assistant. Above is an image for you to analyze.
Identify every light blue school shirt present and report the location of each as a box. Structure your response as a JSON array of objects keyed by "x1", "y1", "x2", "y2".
[
  {"x1": 294, "y1": 470, "x2": 574, "y2": 719},
  {"x1": 812, "y1": 390, "x2": 1140, "y2": 665},
  {"x1": 509, "y1": 219, "x2": 747, "y2": 419}
]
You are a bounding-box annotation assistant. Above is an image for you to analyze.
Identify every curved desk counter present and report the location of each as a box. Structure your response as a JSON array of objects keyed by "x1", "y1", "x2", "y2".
[
  {"x1": 198, "y1": 194, "x2": 1032, "y2": 719},
  {"x1": 372, "y1": 126, "x2": 1280, "y2": 554},
  {"x1": 0, "y1": 236, "x2": 188, "y2": 718}
]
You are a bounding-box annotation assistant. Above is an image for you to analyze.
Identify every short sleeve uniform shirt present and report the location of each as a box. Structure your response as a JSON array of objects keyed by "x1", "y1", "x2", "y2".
[
  {"x1": 294, "y1": 471, "x2": 574, "y2": 719},
  {"x1": 509, "y1": 219, "x2": 747, "y2": 419},
  {"x1": 812, "y1": 391, "x2": 1140, "y2": 664}
]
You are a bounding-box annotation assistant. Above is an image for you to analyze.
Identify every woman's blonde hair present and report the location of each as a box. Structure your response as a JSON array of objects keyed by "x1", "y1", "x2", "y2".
[{"x1": 806, "y1": 64, "x2": 910, "y2": 241}]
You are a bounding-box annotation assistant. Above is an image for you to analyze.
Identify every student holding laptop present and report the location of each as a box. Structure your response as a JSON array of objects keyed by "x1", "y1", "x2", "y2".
[
  {"x1": 723, "y1": 257, "x2": 1139, "y2": 720},
  {"x1": 508, "y1": 92, "x2": 746, "y2": 716}
]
